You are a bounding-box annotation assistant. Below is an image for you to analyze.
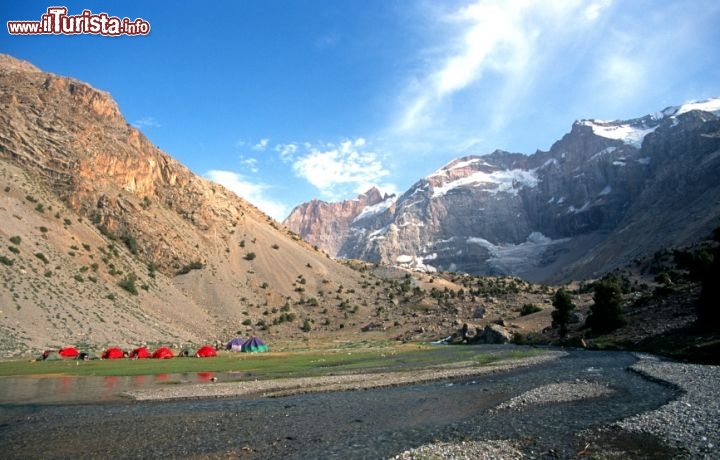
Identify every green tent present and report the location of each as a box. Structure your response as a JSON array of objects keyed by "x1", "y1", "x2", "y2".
[{"x1": 241, "y1": 336, "x2": 268, "y2": 353}]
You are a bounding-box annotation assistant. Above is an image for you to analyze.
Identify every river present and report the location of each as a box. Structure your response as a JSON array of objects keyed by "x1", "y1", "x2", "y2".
[{"x1": 0, "y1": 348, "x2": 678, "y2": 459}]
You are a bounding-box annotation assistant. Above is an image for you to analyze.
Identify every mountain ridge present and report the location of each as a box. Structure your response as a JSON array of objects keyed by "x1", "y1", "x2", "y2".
[{"x1": 285, "y1": 98, "x2": 720, "y2": 282}]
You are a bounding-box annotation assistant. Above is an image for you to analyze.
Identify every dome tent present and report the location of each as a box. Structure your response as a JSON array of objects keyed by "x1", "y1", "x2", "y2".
[
  {"x1": 152, "y1": 347, "x2": 174, "y2": 359},
  {"x1": 241, "y1": 336, "x2": 268, "y2": 353},
  {"x1": 102, "y1": 347, "x2": 124, "y2": 359},
  {"x1": 226, "y1": 337, "x2": 245, "y2": 352},
  {"x1": 58, "y1": 346, "x2": 79, "y2": 358},
  {"x1": 129, "y1": 347, "x2": 151, "y2": 359},
  {"x1": 195, "y1": 345, "x2": 217, "y2": 358}
]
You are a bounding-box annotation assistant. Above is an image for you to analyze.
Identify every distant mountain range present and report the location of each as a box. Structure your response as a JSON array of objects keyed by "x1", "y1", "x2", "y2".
[{"x1": 285, "y1": 99, "x2": 720, "y2": 282}]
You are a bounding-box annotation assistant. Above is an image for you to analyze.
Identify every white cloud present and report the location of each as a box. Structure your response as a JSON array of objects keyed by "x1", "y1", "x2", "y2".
[
  {"x1": 584, "y1": 0, "x2": 612, "y2": 21},
  {"x1": 252, "y1": 138, "x2": 269, "y2": 151},
  {"x1": 390, "y1": 0, "x2": 620, "y2": 152},
  {"x1": 275, "y1": 142, "x2": 299, "y2": 163},
  {"x1": 132, "y1": 116, "x2": 162, "y2": 129},
  {"x1": 239, "y1": 156, "x2": 259, "y2": 173},
  {"x1": 289, "y1": 137, "x2": 395, "y2": 200},
  {"x1": 204, "y1": 170, "x2": 288, "y2": 221}
]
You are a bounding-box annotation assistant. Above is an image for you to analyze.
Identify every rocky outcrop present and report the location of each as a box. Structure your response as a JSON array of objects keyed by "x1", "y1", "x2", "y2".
[
  {"x1": 285, "y1": 100, "x2": 720, "y2": 282},
  {"x1": 284, "y1": 187, "x2": 395, "y2": 255},
  {"x1": 471, "y1": 324, "x2": 513, "y2": 344}
]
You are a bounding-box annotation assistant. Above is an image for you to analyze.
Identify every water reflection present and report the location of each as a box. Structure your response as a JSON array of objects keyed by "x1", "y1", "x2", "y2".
[{"x1": 0, "y1": 372, "x2": 240, "y2": 405}]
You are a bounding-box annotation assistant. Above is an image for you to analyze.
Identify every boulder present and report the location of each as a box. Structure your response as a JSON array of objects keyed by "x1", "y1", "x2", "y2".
[
  {"x1": 473, "y1": 307, "x2": 486, "y2": 319},
  {"x1": 473, "y1": 324, "x2": 513, "y2": 344}
]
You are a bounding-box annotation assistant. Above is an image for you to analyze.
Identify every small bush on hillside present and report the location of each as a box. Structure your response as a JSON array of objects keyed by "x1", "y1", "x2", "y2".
[
  {"x1": 176, "y1": 260, "x2": 204, "y2": 275},
  {"x1": 244, "y1": 252, "x2": 256, "y2": 261},
  {"x1": 121, "y1": 234, "x2": 138, "y2": 255},
  {"x1": 34, "y1": 252, "x2": 49, "y2": 264},
  {"x1": 0, "y1": 255, "x2": 14, "y2": 266},
  {"x1": 520, "y1": 303, "x2": 542, "y2": 316},
  {"x1": 9, "y1": 236, "x2": 21, "y2": 245},
  {"x1": 301, "y1": 319, "x2": 312, "y2": 332},
  {"x1": 118, "y1": 273, "x2": 138, "y2": 295}
]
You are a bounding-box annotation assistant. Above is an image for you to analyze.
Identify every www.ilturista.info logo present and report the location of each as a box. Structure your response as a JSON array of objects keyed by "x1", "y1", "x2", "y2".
[{"x1": 7, "y1": 7, "x2": 150, "y2": 36}]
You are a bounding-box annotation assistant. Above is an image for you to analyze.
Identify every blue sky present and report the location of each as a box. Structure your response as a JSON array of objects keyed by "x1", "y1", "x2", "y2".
[{"x1": 3, "y1": 1, "x2": 720, "y2": 220}]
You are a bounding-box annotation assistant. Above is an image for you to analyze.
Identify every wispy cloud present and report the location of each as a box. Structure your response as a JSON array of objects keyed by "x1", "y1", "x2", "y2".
[
  {"x1": 252, "y1": 138, "x2": 269, "y2": 151},
  {"x1": 204, "y1": 170, "x2": 288, "y2": 221},
  {"x1": 132, "y1": 116, "x2": 162, "y2": 129},
  {"x1": 239, "y1": 156, "x2": 259, "y2": 173},
  {"x1": 388, "y1": 0, "x2": 618, "y2": 152}
]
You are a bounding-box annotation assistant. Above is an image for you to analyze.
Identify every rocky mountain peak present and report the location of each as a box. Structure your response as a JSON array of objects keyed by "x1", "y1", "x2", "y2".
[{"x1": 286, "y1": 100, "x2": 720, "y2": 282}]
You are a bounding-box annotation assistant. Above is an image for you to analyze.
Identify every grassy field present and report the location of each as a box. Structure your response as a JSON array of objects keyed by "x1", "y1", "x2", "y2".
[{"x1": 0, "y1": 343, "x2": 546, "y2": 379}]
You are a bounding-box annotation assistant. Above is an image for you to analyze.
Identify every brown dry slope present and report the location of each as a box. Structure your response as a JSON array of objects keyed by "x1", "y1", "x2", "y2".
[{"x1": 0, "y1": 54, "x2": 374, "y2": 356}]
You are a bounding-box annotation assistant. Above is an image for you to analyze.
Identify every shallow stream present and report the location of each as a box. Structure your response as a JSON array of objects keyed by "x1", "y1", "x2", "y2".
[{"x1": 0, "y1": 348, "x2": 678, "y2": 459}]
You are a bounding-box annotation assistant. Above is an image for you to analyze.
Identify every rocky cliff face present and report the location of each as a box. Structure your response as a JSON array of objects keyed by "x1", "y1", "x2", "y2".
[
  {"x1": 0, "y1": 54, "x2": 377, "y2": 353},
  {"x1": 285, "y1": 100, "x2": 720, "y2": 282},
  {"x1": 284, "y1": 187, "x2": 394, "y2": 255}
]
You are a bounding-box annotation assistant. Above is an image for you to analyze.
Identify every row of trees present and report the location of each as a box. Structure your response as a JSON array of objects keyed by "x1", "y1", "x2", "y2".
[{"x1": 551, "y1": 278, "x2": 626, "y2": 338}]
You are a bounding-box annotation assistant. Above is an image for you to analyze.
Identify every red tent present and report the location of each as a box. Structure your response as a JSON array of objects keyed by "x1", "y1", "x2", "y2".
[
  {"x1": 129, "y1": 347, "x2": 151, "y2": 359},
  {"x1": 102, "y1": 347, "x2": 124, "y2": 359},
  {"x1": 58, "y1": 346, "x2": 79, "y2": 358},
  {"x1": 152, "y1": 347, "x2": 174, "y2": 359},
  {"x1": 195, "y1": 345, "x2": 217, "y2": 358}
]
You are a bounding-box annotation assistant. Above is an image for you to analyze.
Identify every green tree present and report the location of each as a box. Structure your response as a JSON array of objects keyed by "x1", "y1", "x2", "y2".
[
  {"x1": 551, "y1": 288, "x2": 575, "y2": 337},
  {"x1": 586, "y1": 278, "x2": 625, "y2": 333},
  {"x1": 697, "y1": 247, "x2": 719, "y2": 330}
]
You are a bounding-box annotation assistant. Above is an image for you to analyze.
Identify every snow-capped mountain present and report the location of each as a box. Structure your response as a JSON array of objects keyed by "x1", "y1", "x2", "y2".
[{"x1": 284, "y1": 99, "x2": 720, "y2": 282}]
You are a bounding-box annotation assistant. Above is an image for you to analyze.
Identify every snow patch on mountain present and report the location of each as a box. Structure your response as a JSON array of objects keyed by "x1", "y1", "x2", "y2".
[
  {"x1": 467, "y1": 232, "x2": 570, "y2": 275},
  {"x1": 674, "y1": 98, "x2": 720, "y2": 116},
  {"x1": 579, "y1": 120, "x2": 657, "y2": 148},
  {"x1": 353, "y1": 196, "x2": 396, "y2": 222},
  {"x1": 432, "y1": 168, "x2": 538, "y2": 198}
]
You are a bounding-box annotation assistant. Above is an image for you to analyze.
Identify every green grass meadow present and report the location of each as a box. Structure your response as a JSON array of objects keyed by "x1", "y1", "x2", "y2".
[{"x1": 0, "y1": 344, "x2": 546, "y2": 379}]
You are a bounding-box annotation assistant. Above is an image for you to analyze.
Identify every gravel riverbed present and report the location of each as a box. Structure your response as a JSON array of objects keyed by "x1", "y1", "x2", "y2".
[
  {"x1": 393, "y1": 353, "x2": 720, "y2": 459},
  {"x1": 1, "y1": 348, "x2": 717, "y2": 459}
]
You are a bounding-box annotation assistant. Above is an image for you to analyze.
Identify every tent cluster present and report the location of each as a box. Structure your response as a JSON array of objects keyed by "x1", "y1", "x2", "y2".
[
  {"x1": 225, "y1": 336, "x2": 268, "y2": 353},
  {"x1": 41, "y1": 337, "x2": 268, "y2": 361},
  {"x1": 41, "y1": 344, "x2": 228, "y2": 360}
]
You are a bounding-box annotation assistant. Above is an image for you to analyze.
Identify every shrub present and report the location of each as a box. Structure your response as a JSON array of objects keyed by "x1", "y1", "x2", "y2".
[
  {"x1": 176, "y1": 260, "x2": 204, "y2": 275},
  {"x1": 242, "y1": 319, "x2": 252, "y2": 326},
  {"x1": 244, "y1": 252, "x2": 256, "y2": 261},
  {"x1": 121, "y1": 234, "x2": 139, "y2": 255},
  {"x1": 520, "y1": 303, "x2": 542, "y2": 316},
  {"x1": 0, "y1": 255, "x2": 14, "y2": 266},
  {"x1": 271, "y1": 243, "x2": 280, "y2": 250},
  {"x1": 9, "y1": 236, "x2": 21, "y2": 245},
  {"x1": 585, "y1": 278, "x2": 625, "y2": 334},
  {"x1": 34, "y1": 252, "x2": 49, "y2": 264},
  {"x1": 118, "y1": 273, "x2": 138, "y2": 295},
  {"x1": 8, "y1": 246, "x2": 19, "y2": 254},
  {"x1": 301, "y1": 319, "x2": 312, "y2": 332}
]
